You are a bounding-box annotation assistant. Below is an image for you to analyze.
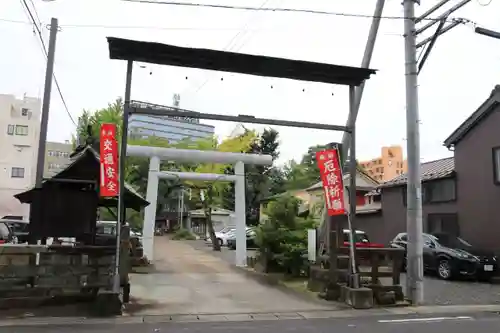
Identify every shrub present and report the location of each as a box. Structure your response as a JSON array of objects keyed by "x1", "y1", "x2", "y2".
[
  {"x1": 172, "y1": 228, "x2": 196, "y2": 240},
  {"x1": 255, "y1": 194, "x2": 316, "y2": 277}
]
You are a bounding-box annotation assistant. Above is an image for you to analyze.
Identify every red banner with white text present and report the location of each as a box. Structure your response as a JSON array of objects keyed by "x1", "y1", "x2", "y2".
[
  {"x1": 315, "y1": 148, "x2": 346, "y2": 216},
  {"x1": 99, "y1": 123, "x2": 119, "y2": 197}
]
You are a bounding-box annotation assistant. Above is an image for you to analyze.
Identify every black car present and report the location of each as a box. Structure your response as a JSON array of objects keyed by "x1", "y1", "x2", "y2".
[
  {"x1": 95, "y1": 221, "x2": 144, "y2": 259},
  {"x1": 227, "y1": 229, "x2": 256, "y2": 250},
  {"x1": 390, "y1": 232, "x2": 497, "y2": 280}
]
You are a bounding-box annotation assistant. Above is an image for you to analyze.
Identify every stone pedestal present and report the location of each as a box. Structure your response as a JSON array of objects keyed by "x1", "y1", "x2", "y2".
[
  {"x1": 341, "y1": 286, "x2": 373, "y2": 309},
  {"x1": 90, "y1": 291, "x2": 122, "y2": 317}
]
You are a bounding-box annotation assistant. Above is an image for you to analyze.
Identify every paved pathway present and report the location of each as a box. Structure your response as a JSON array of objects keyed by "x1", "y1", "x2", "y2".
[{"x1": 127, "y1": 237, "x2": 338, "y2": 316}]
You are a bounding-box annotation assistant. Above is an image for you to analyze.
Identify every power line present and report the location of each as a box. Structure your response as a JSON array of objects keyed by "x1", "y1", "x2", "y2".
[
  {"x1": 120, "y1": 0, "x2": 460, "y2": 22},
  {"x1": 476, "y1": 0, "x2": 493, "y2": 5},
  {"x1": 28, "y1": 0, "x2": 43, "y2": 27},
  {"x1": 190, "y1": 0, "x2": 272, "y2": 95},
  {"x1": 0, "y1": 17, "x2": 30, "y2": 24},
  {"x1": 19, "y1": 0, "x2": 77, "y2": 126},
  {"x1": 1, "y1": 17, "x2": 406, "y2": 35}
]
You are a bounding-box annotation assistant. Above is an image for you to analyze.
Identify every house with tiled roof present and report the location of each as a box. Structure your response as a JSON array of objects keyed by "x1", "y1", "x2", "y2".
[
  {"x1": 305, "y1": 167, "x2": 382, "y2": 219},
  {"x1": 259, "y1": 165, "x2": 381, "y2": 223},
  {"x1": 363, "y1": 85, "x2": 500, "y2": 250}
]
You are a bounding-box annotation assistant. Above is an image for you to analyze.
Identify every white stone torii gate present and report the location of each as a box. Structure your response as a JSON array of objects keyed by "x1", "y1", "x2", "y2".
[{"x1": 126, "y1": 145, "x2": 273, "y2": 267}]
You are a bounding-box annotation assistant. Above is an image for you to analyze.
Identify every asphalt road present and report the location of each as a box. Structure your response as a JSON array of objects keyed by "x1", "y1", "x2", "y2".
[
  {"x1": 9, "y1": 312, "x2": 500, "y2": 333},
  {"x1": 187, "y1": 239, "x2": 500, "y2": 306}
]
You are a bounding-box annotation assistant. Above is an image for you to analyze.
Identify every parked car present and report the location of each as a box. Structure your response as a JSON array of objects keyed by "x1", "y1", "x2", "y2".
[
  {"x1": 0, "y1": 221, "x2": 15, "y2": 244},
  {"x1": 390, "y1": 232, "x2": 497, "y2": 280},
  {"x1": 227, "y1": 228, "x2": 257, "y2": 250},
  {"x1": 204, "y1": 227, "x2": 234, "y2": 245},
  {"x1": 1, "y1": 219, "x2": 28, "y2": 243},
  {"x1": 341, "y1": 229, "x2": 385, "y2": 248},
  {"x1": 210, "y1": 227, "x2": 250, "y2": 247},
  {"x1": 95, "y1": 221, "x2": 144, "y2": 259}
]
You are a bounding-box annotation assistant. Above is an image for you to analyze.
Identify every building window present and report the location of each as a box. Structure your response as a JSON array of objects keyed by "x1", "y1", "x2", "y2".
[
  {"x1": 15, "y1": 125, "x2": 28, "y2": 136},
  {"x1": 424, "y1": 179, "x2": 456, "y2": 203},
  {"x1": 402, "y1": 178, "x2": 456, "y2": 205},
  {"x1": 21, "y1": 108, "x2": 29, "y2": 116},
  {"x1": 11, "y1": 167, "x2": 25, "y2": 178},
  {"x1": 7, "y1": 124, "x2": 14, "y2": 135},
  {"x1": 493, "y1": 147, "x2": 500, "y2": 184}
]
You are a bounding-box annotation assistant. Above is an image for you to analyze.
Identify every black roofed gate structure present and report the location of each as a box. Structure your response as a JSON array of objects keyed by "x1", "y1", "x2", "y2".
[{"x1": 106, "y1": 36, "x2": 376, "y2": 296}]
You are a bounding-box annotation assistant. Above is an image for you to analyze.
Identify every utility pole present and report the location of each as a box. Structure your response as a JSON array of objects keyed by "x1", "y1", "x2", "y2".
[
  {"x1": 34, "y1": 18, "x2": 58, "y2": 188},
  {"x1": 403, "y1": 0, "x2": 424, "y2": 305},
  {"x1": 401, "y1": 0, "x2": 472, "y2": 306}
]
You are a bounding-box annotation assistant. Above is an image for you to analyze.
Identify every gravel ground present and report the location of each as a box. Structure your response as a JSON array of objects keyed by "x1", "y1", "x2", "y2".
[{"x1": 184, "y1": 239, "x2": 500, "y2": 306}]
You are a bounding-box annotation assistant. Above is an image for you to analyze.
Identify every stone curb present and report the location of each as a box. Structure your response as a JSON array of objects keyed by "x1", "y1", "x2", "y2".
[{"x1": 3, "y1": 305, "x2": 500, "y2": 327}]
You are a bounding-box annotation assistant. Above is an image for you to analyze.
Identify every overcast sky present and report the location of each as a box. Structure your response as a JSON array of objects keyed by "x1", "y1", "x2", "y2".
[{"x1": 1, "y1": 0, "x2": 499, "y2": 164}]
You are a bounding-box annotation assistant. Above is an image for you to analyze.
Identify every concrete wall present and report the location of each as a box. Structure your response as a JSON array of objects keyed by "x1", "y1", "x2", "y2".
[
  {"x1": 44, "y1": 141, "x2": 73, "y2": 177},
  {"x1": 354, "y1": 212, "x2": 386, "y2": 244}
]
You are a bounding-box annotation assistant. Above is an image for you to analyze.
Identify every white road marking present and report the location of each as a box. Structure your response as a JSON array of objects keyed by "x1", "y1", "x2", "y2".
[{"x1": 378, "y1": 316, "x2": 473, "y2": 323}]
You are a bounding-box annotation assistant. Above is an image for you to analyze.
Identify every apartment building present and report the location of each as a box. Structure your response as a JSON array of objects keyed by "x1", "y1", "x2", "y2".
[
  {"x1": 359, "y1": 145, "x2": 408, "y2": 182},
  {"x1": 44, "y1": 141, "x2": 73, "y2": 177},
  {"x1": 0, "y1": 94, "x2": 41, "y2": 219}
]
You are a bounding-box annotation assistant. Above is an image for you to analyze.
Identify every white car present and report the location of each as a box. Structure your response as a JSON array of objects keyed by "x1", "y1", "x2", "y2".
[
  {"x1": 205, "y1": 227, "x2": 233, "y2": 242},
  {"x1": 218, "y1": 229, "x2": 236, "y2": 246},
  {"x1": 217, "y1": 227, "x2": 252, "y2": 246}
]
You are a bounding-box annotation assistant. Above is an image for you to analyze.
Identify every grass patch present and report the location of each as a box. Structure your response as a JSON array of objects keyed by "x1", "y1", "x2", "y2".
[
  {"x1": 171, "y1": 228, "x2": 196, "y2": 240},
  {"x1": 280, "y1": 278, "x2": 319, "y2": 297}
]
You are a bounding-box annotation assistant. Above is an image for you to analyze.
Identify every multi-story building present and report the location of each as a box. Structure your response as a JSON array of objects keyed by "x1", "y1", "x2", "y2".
[
  {"x1": 359, "y1": 145, "x2": 408, "y2": 182},
  {"x1": 44, "y1": 141, "x2": 73, "y2": 177},
  {"x1": 129, "y1": 100, "x2": 214, "y2": 144},
  {"x1": 0, "y1": 94, "x2": 41, "y2": 219}
]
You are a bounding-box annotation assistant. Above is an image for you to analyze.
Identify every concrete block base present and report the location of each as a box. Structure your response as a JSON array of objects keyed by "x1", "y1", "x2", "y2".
[
  {"x1": 90, "y1": 292, "x2": 122, "y2": 317},
  {"x1": 341, "y1": 286, "x2": 373, "y2": 309},
  {"x1": 321, "y1": 283, "x2": 341, "y2": 301}
]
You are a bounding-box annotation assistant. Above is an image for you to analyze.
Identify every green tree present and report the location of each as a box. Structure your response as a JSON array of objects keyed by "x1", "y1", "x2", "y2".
[
  {"x1": 221, "y1": 128, "x2": 282, "y2": 225},
  {"x1": 73, "y1": 98, "x2": 124, "y2": 149},
  {"x1": 73, "y1": 98, "x2": 174, "y2": 227},
  {"x1": 254, "y1": 194, "x2": 316, "y2": 276}
]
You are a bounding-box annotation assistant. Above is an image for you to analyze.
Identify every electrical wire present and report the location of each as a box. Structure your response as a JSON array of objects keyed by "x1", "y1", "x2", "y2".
[
  {"x1": 0, "y1": 17, "x2": 29, "y2": 24},
  {"x1": 476, "y1": 0, "x2": 493, "y2": 5},
  {"x1": 120, "y1": 0, "x2": 460, "y2": 22},
  {"x1": 190, "y1": 0, "x2": 272, "y2": 95},
  {"x1": 19, "y1": 0, "x2": 77, "y2": 127},
  {"x1": 28, "y1": 0, "x2": 42, "y2": 27}
]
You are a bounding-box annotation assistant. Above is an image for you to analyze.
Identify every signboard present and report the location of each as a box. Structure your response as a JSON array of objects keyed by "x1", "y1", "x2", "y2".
[
  {"x1": 307, "y1": 229, "x2": 317, "y2": 262},
  {"x1": 315, "y1": 148, "x2": 346, "y2": 216},
  {"x1": 99, "y1": 123, "x2": 119, "y2": 197},
  {"x1": 131, "y1": 101, "x2": 200, "y2": 124}
]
